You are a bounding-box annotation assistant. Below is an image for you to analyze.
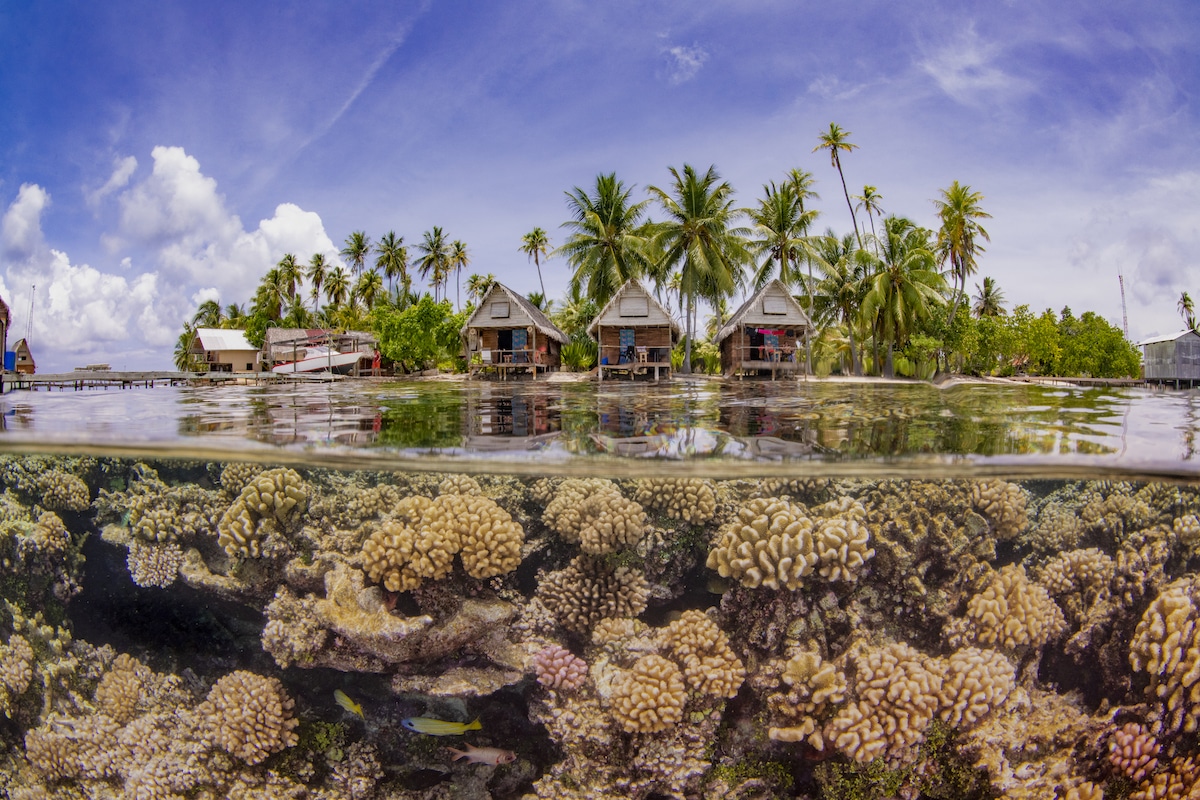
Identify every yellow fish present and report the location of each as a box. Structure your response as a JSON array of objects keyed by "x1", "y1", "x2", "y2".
[
  {"x1": 402, "y1": 716, "x2": 481, "y2": 736},
  {"x1": 334, "y1": 690, "x2": 364, "y2": 719}
]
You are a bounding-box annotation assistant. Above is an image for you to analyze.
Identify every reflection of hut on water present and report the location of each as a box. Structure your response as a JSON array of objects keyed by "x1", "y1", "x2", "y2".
[
  {"x1": 463, "y1": 388, "x2": 560, "y2": 451},
  {"x1": 588, "y1": 280, "x2": 680, "y2": 381},
  {"x1": 715, "y1": 279, "x2": 811, "y2": 379},
  {"x1": 462, "y1": 284, "x2": 568, "y2": 379}
]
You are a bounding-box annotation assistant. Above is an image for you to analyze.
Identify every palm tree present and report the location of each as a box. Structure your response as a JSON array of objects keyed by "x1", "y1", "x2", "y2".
[
  {"x1": 466, "y1": 272, "x2": 497, "y2": 305},
  {"x1": 325, "y1": 266, "x2": 350, "y2": 308},
  {"x1": 746, "y1": 181, "x2": 821, "y2": 372},
  {"x1": 374, "y1": 232, "x2": 409, "y2": 299},
  {"x1": 934, "y1": 180, "x2": 991, "y2": 329},
  {"x1": 972, "y1": 276, "x2": 1007, "y2": 317},
  {"x1": 862, "y1": 216, "x2": 946, "y2": 377},
  {"x1": 450, "y1": 240, "x2": 470, "y2": 312},
  {"x1": 223, "y1": 303, "x2": 247, "y2": 328},
  {"x1": 353, "y1": 270, "x2": 384, "y2": 310},
  {"x1": 277, "y1": 253, "x2": 301, "y2": 300},
  {"x1": 787, "y1": 168, "x2": 820, "y2": 212},
  {"x1": 813, "y1": 123, "x2": 862, "y2": 249},
  {"x1": 814, "y1": 231, "x2": 870, "y2": 375},
  {"x1": 251, "y1": 267, "x2": 285, "y2": 320},
  {"x1": 306, "y1": 254, "x2": 329, "y2": 311},
  {"x1": 647, "y1": 164, "x2": 750, "y2": 374},
  {"x1": 281, "y1": 295, "x2": 312, "y2": 328},
  {"x1": 415, "y1": 227, "x2": 452, "y2": 303},
  {"x1": 521, "y1": 227, "x2": 551, "y2": 297},
  {"x1": 1181, "y1": 291, "x2": 1197, "y2": 332},
  {"x1": 527, "y1": 291, "x2": 554, "y2": 313},
  {"x1": 192, "y1": 299, "x2": 225, "y2": 328},
  {"x1": 173, "y1": 324, "x2": 199, "y2": 371},
  {"x1": 341, "y1": 231, "x2": 371, "y2": 277},
  {"x1": 557, "y1": 172, "x2": 653, "y2": 308},
  {"x1": 854, "y1": 186, "x2": 884, "y2": 251}
]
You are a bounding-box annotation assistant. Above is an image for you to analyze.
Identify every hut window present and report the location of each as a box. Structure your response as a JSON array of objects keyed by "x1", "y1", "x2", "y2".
[
  {"x1": 762, "y1": 296, "x2": 787, "y2": 315},
  {"x1": 619, "y1": 297, "x2": 649, "y2": 317},
  {"x1": 490, "y1": 301, "x2": 510, "y2": 318}
]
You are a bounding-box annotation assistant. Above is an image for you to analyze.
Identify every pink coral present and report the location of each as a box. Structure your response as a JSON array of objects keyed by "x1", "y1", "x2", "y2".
[
  {"x1": 533, "y1": 644, "x2": 587, "y2": 691},
  {"x1": 1109, "y1": 721, "x2": 1160, "y2": 781}
]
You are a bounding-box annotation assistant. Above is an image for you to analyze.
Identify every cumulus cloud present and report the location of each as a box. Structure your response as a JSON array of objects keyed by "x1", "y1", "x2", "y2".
[
  {"x1": 111, "y1": 146, "x2": 340, "y2": 303},
  {"x1": 0, "y1": 183, "x2": 178, "y2": 369},
  {"x1": 661, "y1": 43, "x2": 709, "y2": 85},
  {"x1": 1, "y1": 183, "x2": 50, "y2": 259},
  {"x1": 86, "y1": 155, "x2": 138, "y2": 207}
]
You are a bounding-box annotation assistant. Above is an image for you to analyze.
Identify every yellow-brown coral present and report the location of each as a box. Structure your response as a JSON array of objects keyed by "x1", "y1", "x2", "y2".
[
  {"x1": 538, "y1": 555, "x2": 650, "y2": 633},
  {"x1": 197, "y1": 670, "x2": 298, "y2": 764},
  {"x1": 959, "y1": 564, "x2": 1067, "y2": 652},
  {"x1": 657, "y1": 609, "x2": 745, "y2": 699},
  {"x1": 1130, "y1": 577, "x2": 1200, "y2": 733},
  {"x1": 632, "y1": 478, "x2": 717, "y2": 525},
  {"x1": 970, "y1": 479, "x2": 1028, "y2": 541},
  {"x1": 610, "y1": 654, "x2": 687, "y2": 733},
  {"x1": 216, "y1": 467, "x2": 308, "y2": 557},
  {"x1": 705, "y1": 497, "x2": 817, "y2": 590},
  {"x1": 937, "y1": 647, "x2": 1015, "y2": 729}
]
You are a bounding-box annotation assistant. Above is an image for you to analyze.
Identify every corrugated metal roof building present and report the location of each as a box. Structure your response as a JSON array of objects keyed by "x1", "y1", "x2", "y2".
[
  {"x1": 191, "y1": 328, "x2": 261, "y2": 373},
  {"x1": 1140, "y1": 329, "x2": 1200, "y2": 384}
]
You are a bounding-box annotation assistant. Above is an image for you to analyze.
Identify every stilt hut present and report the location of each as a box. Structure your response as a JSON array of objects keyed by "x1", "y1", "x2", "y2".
[
  {"x1": 1141, "y1": 329, "x2": 1200, "y2": 387},
  {"x1": 10, "y1": 338, "x2": 35, "y2": 375},
  {"x1": 462, "y1": 283, "x2": 568, "y2": 379},
  {"x1": 588, "y1": 280, "x2": 680, "y2": 381},
  {"x1": 715, "y1": 279, "x2": 811, "y2": 379}
]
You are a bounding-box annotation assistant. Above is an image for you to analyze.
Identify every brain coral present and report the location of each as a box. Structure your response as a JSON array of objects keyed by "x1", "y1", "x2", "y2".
[
  {"x1": 197, "y1": 670, "x2": 298, "y2": 764},
  {"x1": 969, "y1": 479, "x2": 1028, "y2": 541},
  {"x1": 632, "y1": 478, "x2": 717, "y2": 524},
  {"x1": 958, "y1": 564, "x2": 1067, "y2": 653},
  {"x1": 538, "y1": 555, "x2": 650, "y2": 633},
  {"x1": 1130, "y1": 577, "x2": 1200, "y2": 733},
  {"x1": 826, "y1": 641, "x2": 943, "y2": 764},
  {"x1": 610, "y1": 654, "x2": 687, "y2": 733},
  {"x1": 216, "y1": 467, "x2": 308, "y2": 557},
  {"x1": 706, "y1": 497, "x2": 818, "y2": 590},
  {"x1": 657, "y1": 610, "x2": 744, "y2": 699}
]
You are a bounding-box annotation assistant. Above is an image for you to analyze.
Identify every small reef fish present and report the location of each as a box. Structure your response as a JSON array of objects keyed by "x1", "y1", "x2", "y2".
[
  {"x1": 447, "y1": 744, "x2": 516, "y2": 765},
  {"x1": 401, "y1": 717, "x2": 482, "y2": 736},
  {"x1": 334, "y1": 690, "x2": 364, "y2": 719}
]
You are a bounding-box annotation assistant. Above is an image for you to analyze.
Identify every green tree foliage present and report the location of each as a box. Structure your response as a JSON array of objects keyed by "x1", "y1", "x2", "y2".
[
  {"x1": 370, "y1": 296, "x2": 466, "y2": 373},
  {"x1": 558, "y1": 172, "x2": 653, "y2": 308},
  {"x1": 1056, "y1": 308, "x2": 1140, "y2": 378}
]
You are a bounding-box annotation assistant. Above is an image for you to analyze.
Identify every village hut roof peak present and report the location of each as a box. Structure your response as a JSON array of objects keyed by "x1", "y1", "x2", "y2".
[
  {"x1": 715, "y1": 279, "x2": 812, "y2": 343},
  {"x1": 194, "y1": 328, "x2": 256, "y2": 351},
  {"x1": 461, "y1": 282, "x2": 569, "y2": 343},
  {"x1": 586, "y1": 279, "x2": 682, "y2": 337},
  {"x1": 1138, "y1": 329, "x2": 1200, "y2": 346}
]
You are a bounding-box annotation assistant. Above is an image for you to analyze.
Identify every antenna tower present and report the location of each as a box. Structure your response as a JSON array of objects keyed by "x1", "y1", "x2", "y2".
[
  {"x1": 1118, "y1": 273, "x2": 1129, "y2": 338},
  {"x1": 25, "y1": 284, "x2": 35, "y2": 343}
]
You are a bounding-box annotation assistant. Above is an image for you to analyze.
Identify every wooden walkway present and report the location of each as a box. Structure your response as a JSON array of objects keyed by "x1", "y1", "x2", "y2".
[
  {"x1": 0, "y1": 370, "x2": 345, "y2": 391},
  {"x1": 1010, "y1": 376, "x2": 1143, "y2": 388}
]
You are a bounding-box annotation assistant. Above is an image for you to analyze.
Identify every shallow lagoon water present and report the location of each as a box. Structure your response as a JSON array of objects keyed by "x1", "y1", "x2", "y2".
[{"x1": 2, "y1": 381, "x2": 1200, "y2": 798}]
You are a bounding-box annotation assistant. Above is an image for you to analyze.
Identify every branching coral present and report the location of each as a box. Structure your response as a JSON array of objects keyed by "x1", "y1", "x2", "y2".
[
  {"x1": 768, "y1": 650, "x2": 848, "y2": 749},
  {"x1": 216, "y1": 467, "x2": 308, "y2": 558},
  {"x1": 954, "y1": 564, "x2": 1067, "y2": 653},
  {"x1": 936, "y1": 647, "x2": 1015, "y2": 729},
  {"x1": 1109, "y1": 722, "x2": 1160, "y2": 782},
  {"x1": 126, "y1": 541, "x2": 185, "y2": 588},
  {"x1": 706, "y1": 497, "x2": 818, "y2": 590},
  {"x1": 538, "y1": 555, "x2": 650, "y2": 634},
  {"x1": 609, "y1": 653, "x2": 687, "y2": 733},
  {"x1": 825, "y1": 641, "x2": 943, "y2": 765},
  {"x1": 970, "y1": 479, "x2": 1028, "y2": 541},
  {"x1": 657, "y1": 609, "x2": 744, "y2": 699},
  {"x1": 813, "y1": 517, "x2": 875, "y2": 583},
  {"x1": 261, "y1": 587, "x2": 327, "y2": 669},
  {"x1": 632, "y1": 478, "x2": 717, "y2": 524},
  {"x1": 534, "y1": 644, "x2": 588, "y2": 691},
  {"x1": 0, "y1": 633, "x2": 34, "y2": 718},
  {"x1": 439, "y1": 474, "x2": 482, "y2": 496},
  {"x1": 1130, "y1": 577, "x2": 1200, "y2": 733},
  {"x1": 544, "y1": 478, "x2": 646, "y2": 554},
  {"x1": 197, "y1": 670, "x2": 299, "y2": 764},
  {"x1": 94, "y1": 654, "x2": 148, "y2": 725}
]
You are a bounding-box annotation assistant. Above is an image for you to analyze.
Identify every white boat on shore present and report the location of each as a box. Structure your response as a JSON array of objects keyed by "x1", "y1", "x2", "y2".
[{"x1": 271, "y1": 347, "x2": 364, "y2": 374}]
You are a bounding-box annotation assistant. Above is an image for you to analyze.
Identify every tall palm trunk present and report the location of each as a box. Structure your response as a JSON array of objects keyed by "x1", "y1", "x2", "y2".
[{"x1": 834, "y1": 155, "x2": 863, "y2": 250}]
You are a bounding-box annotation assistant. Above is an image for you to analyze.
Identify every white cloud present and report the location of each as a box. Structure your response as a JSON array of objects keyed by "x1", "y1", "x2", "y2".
[
  {"x1": 918, "y1": 25, "x2": 1030, "y2": 107},
  {"x1": 112, "y1": 146, "x2": 340, "y2": 303},
  {"x1": 86, "y1": 155, "x2": 138, "y2": 207},
  {"x1": 662, "y1": 43, "x2": 708, "y2": 85},
  {"x1": 0, "y1": 183, "x2": 182, "y2": 370},
  {"x1": 1, "y1": 183, "x2": 50, "y2": 258}
]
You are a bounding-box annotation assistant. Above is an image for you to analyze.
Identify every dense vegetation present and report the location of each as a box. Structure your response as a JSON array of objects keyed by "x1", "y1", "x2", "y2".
[{"x1": 176, "y1": 123, "x2": 1141, "y2": 379}]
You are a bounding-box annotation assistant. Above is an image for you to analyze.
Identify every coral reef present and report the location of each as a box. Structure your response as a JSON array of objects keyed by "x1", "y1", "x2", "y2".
[
  {"x1": 706, "y1": 497, "x2": 818, "y2": 590},
  {"x1": 537, "y1": 555, "x2": 650, "y2": 634},
  {"x1": 608, "y1": 653, "x2": 687, "y2": 733},
  {"x1": 632, "y1": 478, "x2": 717, "y2": 524},
  {"x1": 534, "y1": 644, "x2": 588, "y2": 691}
]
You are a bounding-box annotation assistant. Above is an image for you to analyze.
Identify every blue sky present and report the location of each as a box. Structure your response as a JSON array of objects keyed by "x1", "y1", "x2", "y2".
[{"x1": 1, "y1": 0, "x2": 1197, "y2": 371}]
